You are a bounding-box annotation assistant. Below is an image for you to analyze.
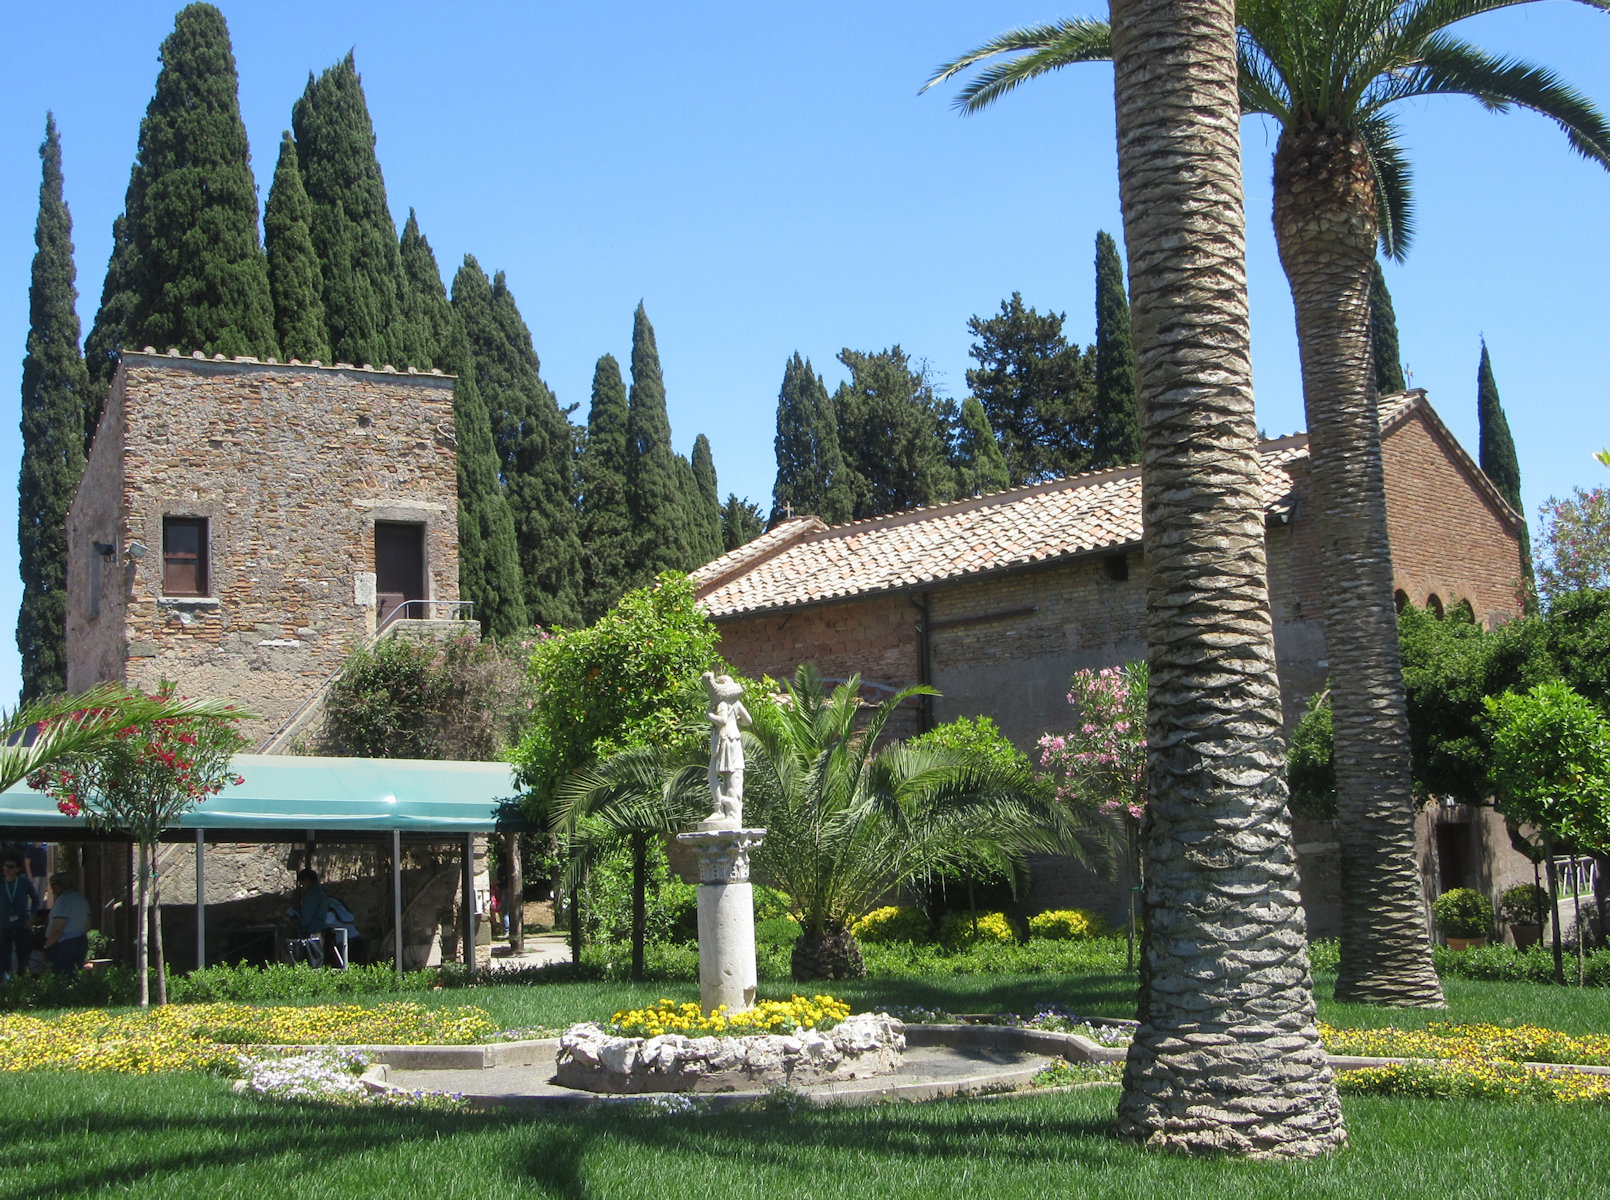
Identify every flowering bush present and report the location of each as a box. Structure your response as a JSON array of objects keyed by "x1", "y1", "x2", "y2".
[
  {"x1": 238, "y1": 1046, "x2": 467, "y2": 1109},
  {"x1": 1317, "y1": 1020, "x2": 1610, "y2": 1066},
  {"x1": 0, "y1": 1002, "x2": 497, "y2": 1075},
  {"x1": 850, "y1": 906, "x2": 932, "y2": 944},
  {"x1": 935, "y1": 910, "x2": 1018, "y2": 946},
  {"x1": 1536, "y1": 487, "x2": 1610, "y2": 609},
  {"x1": 1028, "y1": 908, "x2": 1107, "y2": 941},
  {"x1": 1337, "y1": 1059, "x2": 1610, "y2": 1103},
  {"x1": 610, "y1": 994, "x2": 850, "y2": 1038},
  {"x1": 1037, "y1": 663, "x2": 1146, "y2": 820},
  {"x1": 29, "y1": 684, "x2": 249, "y2": 1006}
]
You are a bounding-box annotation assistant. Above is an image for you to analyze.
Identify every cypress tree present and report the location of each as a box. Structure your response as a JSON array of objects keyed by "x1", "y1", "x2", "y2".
[
  {"x1": 398, "y1": 211, "x2": 454, "y2": 369},
  {"x1": 292, "y1": 52, "x2": 407, "y2": 369},
  {"x1": 264, "y1": 130, "x2": 330, "y2": 364},
  {"x1": 834, "y1": 346, "x2": 956, "y2": 519},
  {"x1": 18, "y1": 114, "x2": 90, "y2": 700},
  {"x1": 1476, "y1": 340, "x2": 1535, "y2": 609},
  {"x1": 452, "y1": 257, "x2": 583, "y2": 626},
  {"x1": 82, "y1": 213, "x2": 136, "y2": 437},
  {"x1": 1371, "y1": 260, "x2": 1408, "y2": 394},
  {"x1": 578, "y1": 354, "x2": 635, "y2": 622},
  {"x1": 84, "y1": 4, "x2": 277, "y2": 412},
  {"x1": 123, "y1": 4, "x2": 276, "y2": 361},
  {"x1": 437, "y1": 312, "x2": 528, "y2": 638},
  {"x1": 952, "y1": 395, "x2": 1010, "y2": 496},
  {"x1": 770, "y1": 352, "x2": 852, "y2": 526},
  {"x1": 626, "y1": 302, "x2": 694, "y2": 577},
  {"x1": 964, "y1": 294, "x2": 1093, "y2": 484},
  {"x1": 1091, "y1": 231, "x2": 1141, "y2": 468},
  {"x1": 689, "y1": 434, "x2": 724, "y2": 565},
  {"x1": 721, "y1": 495, "x2": 766, "y2": 551}
]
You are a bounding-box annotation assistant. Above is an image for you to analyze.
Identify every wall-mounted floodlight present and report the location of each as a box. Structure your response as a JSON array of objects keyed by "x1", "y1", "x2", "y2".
[{"x1": 126, "y1": 541, "x2": 147, "y2": 560}]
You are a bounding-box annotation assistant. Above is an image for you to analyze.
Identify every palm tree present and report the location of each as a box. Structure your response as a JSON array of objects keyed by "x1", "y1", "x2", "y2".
[
  {"x1": 928, "y1": 0, "x2": 1610, "y2": 1008},
  {"x1": 994, "y1": 0, "x2": 1343, "y2": 1155},
  {"x1": 743, "y1": 665, "x2": 1094, "y2": 981},
  {"x1": 556, "y1": 746, "x2": 710, "y2": 981}
]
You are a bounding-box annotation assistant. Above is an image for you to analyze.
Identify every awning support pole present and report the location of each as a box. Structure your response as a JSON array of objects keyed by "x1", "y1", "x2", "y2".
[
  {"x1": 391, "y1": 830, "x2": 403, "y2": 979},
  {"x1": 462, "y1": 833, "x2": 476, "y2": 969},
  {"x1": 194, "y1": 830, "x2": 206, "y2": 969}
]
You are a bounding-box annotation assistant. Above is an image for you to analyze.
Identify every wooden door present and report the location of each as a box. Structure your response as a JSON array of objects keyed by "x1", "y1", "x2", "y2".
[{"x1": 375, "y1": 522, "x2": 426, "y2": 625}]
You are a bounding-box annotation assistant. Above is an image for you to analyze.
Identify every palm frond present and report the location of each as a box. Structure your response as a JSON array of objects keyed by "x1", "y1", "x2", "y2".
[
  {"x1": 0, "y1": 686, "x2": 251, "y2": 793},
  {"x1": 1359, "y1": 112, "x2": 1416, "y2": 260},
  {"x1": 1403, "y1": 37, "x2": 1610, "y2": 170},
  {"x1": 1397, "y1": 0, "x2": 1607, "y2": 55},
  {"x1": 1237, "y1": 30, "x2": 1292, "y2": 120},
  {"x1": 922, "y1": 20, "x2": 1112, "y2": 114}
]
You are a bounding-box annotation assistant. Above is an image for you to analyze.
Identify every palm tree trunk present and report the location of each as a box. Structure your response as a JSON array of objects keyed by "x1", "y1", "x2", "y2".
[
  {"x1": 1270, "y1": 123, "x2": 1444, "y2": 1009},
  {"x1": 1109, "y1": 0, "x2": 1344, "y2": 1158}
]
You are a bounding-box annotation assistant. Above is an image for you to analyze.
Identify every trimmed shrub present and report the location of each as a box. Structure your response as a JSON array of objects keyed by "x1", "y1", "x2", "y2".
[
  {"x1": 850, "y1": 906, "x2": 932, "y2": 944},
  {"x1": 1501, "y1": 883, "x2": 1547, "y2": 926},
  {"x1": 1028, "y1": 908, "x2": 1107, "y2": 941},
  {"x1": 936, "y1": 910, "x2": 1019, "y2": 947},
  {"x1": 1433, "y1": 888, "x2": 1495, "y2": 938}
]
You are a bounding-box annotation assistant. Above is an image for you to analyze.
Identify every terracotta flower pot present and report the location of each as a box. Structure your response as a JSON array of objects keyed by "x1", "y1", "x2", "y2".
[
  {"x1": 1445, "y1": 936, "x2": 1488, "y2": 952},
  {"x1": 1510, "y1": 923, "x2": 1543, "y2": 951}
]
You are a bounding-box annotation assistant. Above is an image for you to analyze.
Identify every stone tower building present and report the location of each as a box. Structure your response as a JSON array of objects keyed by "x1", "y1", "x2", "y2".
[{"x1": 65, "y1": 350, "x2": 464, "y2": 746}]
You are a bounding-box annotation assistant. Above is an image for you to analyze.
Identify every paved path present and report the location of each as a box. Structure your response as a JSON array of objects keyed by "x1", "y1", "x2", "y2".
[{"x1": 485, "y1": 934, "x2": 571, "y2": 971}]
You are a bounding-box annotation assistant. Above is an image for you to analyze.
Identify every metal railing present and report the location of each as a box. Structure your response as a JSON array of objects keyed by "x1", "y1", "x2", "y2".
[
  {"x1": 376, "y1": 598, "x2": 477, "y2": 633},
  {"x1": 258, "y1": 599, "x2": 477, "y2": 753},
  {"x1": 1554, "y1": 856, "x2": 1598, "y2": 899}
]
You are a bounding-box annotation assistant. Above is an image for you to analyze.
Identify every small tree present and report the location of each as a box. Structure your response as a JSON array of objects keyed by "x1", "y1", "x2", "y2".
[
  {"x1": 513, "y1": 572, "x2": 719, "y2": 961},
  {"x1": 1037, "y1": 662, "x2": 1146, "y2": 967},
  {"x1": 29, "y1": 686, "x2": 248, "y2": 1005},
  {"x1": 1485, "y1": 680, "x2": 1610, "y2": 983}
]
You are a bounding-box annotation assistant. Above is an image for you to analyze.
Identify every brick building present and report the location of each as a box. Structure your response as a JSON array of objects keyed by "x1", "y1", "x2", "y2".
[
  {"x1": 58, "y1": 350, "x2": 482, "y2": 968},
  {"x1": 693, "y1": 392, "x2": 1535, "y2": 934}
]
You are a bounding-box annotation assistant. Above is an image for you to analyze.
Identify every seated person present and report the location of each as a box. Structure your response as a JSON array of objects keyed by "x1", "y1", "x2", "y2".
[
  {"x1": 41, "y1": 872, "x2": 89, "y2": 976},
  {"x1": 289, "y1": 868, "x2": 330, "y2": 967}
]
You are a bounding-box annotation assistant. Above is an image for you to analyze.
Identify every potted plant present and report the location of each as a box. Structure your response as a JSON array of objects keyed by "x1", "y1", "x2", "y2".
[
  {"x1": 1433, "y1": 887, "x2": 1494, "y2": 951},
  {"x1": 1500, "y1": 883, "x2": 1547, "y2": 951}
]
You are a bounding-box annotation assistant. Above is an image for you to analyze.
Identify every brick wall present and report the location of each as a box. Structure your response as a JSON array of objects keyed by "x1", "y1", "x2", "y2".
[
  {"x1": 65, "y1": 353, "x2": 460, "y2": 744},
  {"x1": 1381, "y1": 410, "x2": 1525, "y2": 627}
]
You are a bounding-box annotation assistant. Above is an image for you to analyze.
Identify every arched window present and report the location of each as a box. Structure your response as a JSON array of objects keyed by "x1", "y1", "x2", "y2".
[
  {"x1": 1394, "y1": 589, "x2": 1409, "y2": 614},
  {"x1": 1427, "y1": 594, "x2": 1445, "y2": 620},
  {"x1": 1451, "y1": 598, "x2": 1474, "y2": 624}
]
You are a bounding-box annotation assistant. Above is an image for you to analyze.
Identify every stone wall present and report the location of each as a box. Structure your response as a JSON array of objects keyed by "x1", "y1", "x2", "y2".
[{"x1": 65, "y1": 352, "x2": 461, "y2": 746}]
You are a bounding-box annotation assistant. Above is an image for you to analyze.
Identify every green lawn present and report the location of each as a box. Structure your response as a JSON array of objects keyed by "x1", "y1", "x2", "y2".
[
  {"x1": 12, "y1": 1070, "x2": 1610, "y2": 1199},
  {"x1": 416, "y1": 970, "x2": 1610, "y2": 1037}
]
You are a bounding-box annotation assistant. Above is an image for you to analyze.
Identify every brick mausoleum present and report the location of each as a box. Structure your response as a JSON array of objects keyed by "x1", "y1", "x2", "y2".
[
  {"x1": 59, "y1": 350, "x2": 483, "y2": 969},
  {"x1": 694, "y1": 392, "x2": 1536, "y2": 936}
]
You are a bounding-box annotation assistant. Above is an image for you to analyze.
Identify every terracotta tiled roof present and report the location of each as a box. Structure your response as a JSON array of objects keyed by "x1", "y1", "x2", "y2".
[{"x1": 693, "y1": 392, "x2": 1437, "y2": 619}]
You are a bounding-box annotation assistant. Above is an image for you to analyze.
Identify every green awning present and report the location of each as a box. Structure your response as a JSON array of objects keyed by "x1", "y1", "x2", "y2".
[{"x1": 0, "y1": 754, "x2": 525, "y2": 837}]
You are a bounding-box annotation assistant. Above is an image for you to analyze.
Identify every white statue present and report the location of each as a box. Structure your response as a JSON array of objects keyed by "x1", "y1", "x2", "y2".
[{"x1": 702, "y1": 671, "x2": 751, "y2": 827}]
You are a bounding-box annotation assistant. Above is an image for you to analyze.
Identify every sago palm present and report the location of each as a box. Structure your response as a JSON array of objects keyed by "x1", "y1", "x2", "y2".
[
  {"x1": 929, "y1": 0, "x2": 1610, "y2": 1007},
  {"x1": 744, "y1": 664, "x2": 1095, "y2": 981},
  {"x1": 556, "y1": 745, "x2": 711, "y2": 981}
]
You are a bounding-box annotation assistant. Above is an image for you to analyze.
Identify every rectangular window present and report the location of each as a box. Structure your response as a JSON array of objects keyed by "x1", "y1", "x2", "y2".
[{"x1": 163, "y1": 517, "x2": 208, "y2": 596}]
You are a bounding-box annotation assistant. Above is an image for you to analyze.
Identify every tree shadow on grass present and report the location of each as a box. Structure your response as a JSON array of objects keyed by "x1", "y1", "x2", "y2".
[{"x1": 10, "y1": 1079, "x2": 1121, "y2": 1198}]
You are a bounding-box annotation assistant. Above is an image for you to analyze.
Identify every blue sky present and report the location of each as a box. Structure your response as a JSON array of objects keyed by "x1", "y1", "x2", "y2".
[{"x1": 2, "y1": 2, "x2": 1607, "y2": 704}]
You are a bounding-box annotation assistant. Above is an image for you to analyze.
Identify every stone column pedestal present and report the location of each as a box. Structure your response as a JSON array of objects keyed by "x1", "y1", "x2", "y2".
[{"x1": 675, "y1": 827, "x2": 766, "y2": 1015}]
